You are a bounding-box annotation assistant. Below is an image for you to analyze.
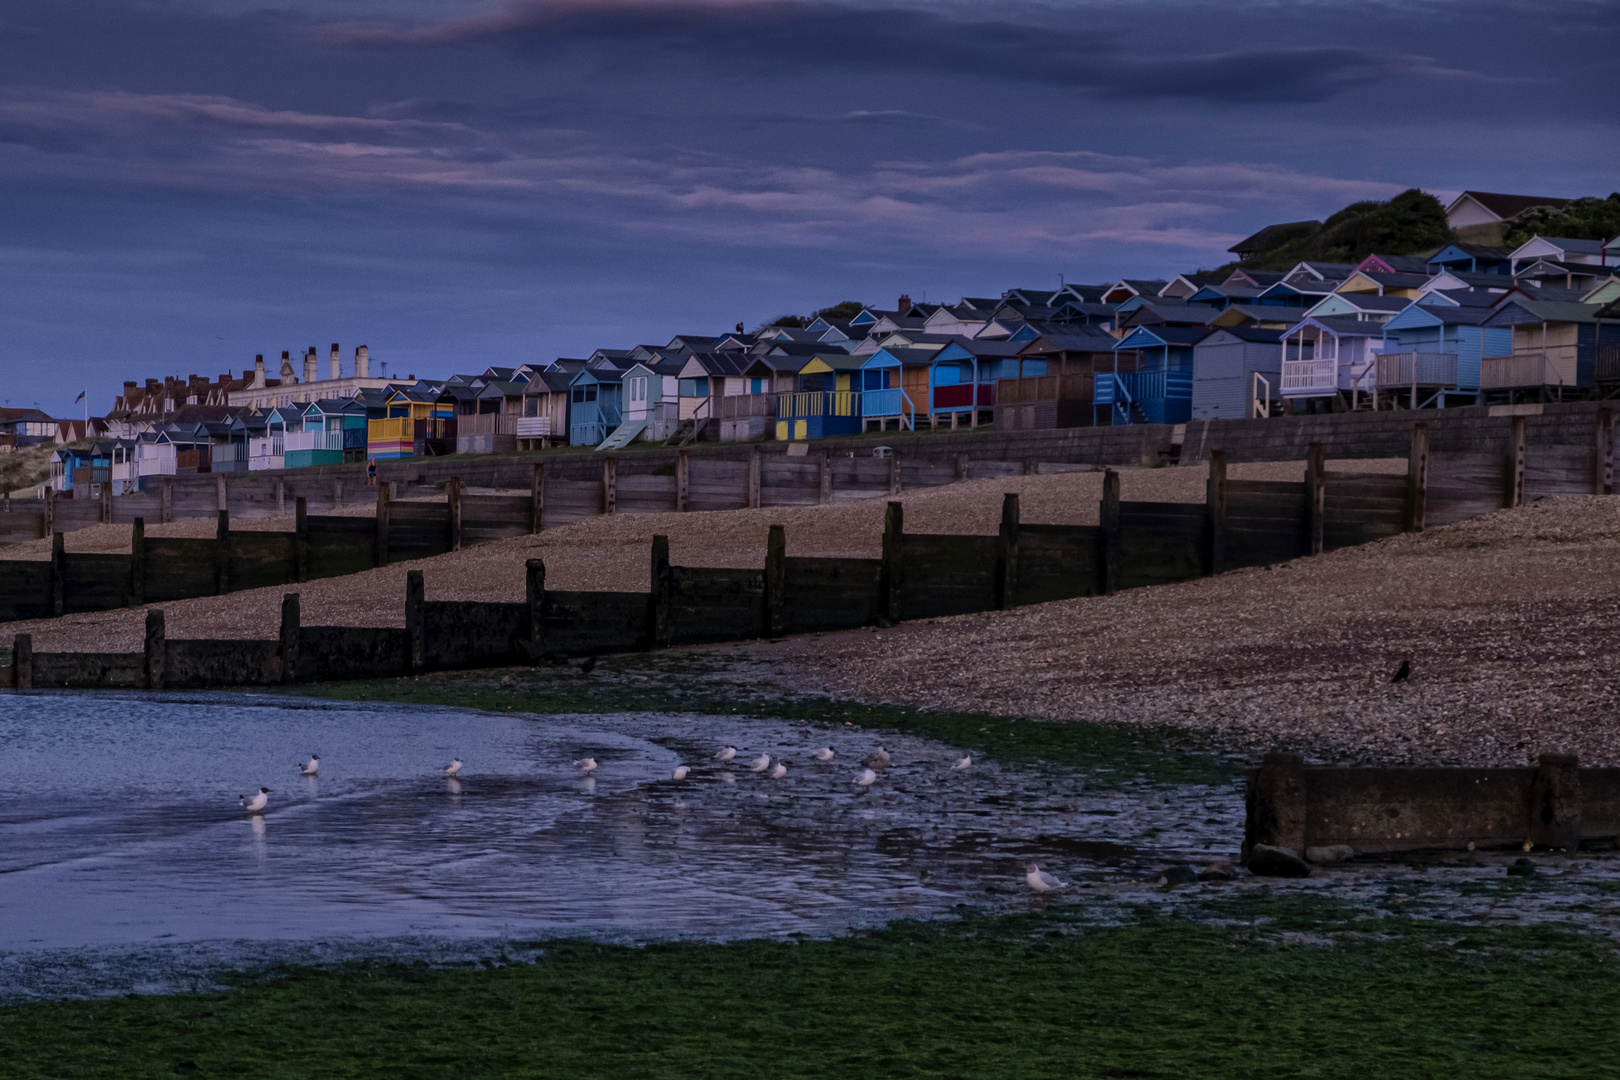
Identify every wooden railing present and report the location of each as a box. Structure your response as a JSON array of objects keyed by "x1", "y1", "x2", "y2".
[
  {"x1": 1281, "y1": 359, "x2": 1338, "y2": 394},
  {"x1": 1375, "y1": 351, "x2": 1459, "y2": 388},
  {"x1": 718, "y1": 393, "x2": 776, "y2": 420},
  {"x1": 458, "y1": 413, "x2": 520, "y2": 437},
  {"x1": 516, "y1": 416, "x2": 553, "y2": 437},
  {"x1": 1597, "y1": 345, "x2": 1620, "y2": 384},
  {"x1": 994, "y1": 374, "x2": 1093, "y2": 404},
  {"x1": 1481, "y1": 348, "x2": 1578, "y2": 389}
]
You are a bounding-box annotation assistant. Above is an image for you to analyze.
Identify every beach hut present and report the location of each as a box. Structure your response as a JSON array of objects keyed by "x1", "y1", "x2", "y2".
[
  {"x1": 1097, "y1": 326, "x2": 1206, "y2": 424},
  {"x1": 1191, "y1": 327, "x2": 1286, "y2": 421},
  {"x1": 1373, "y1": 304, "x2": 1508, "y2": 408},
  {"x1": 1279, "y1": 317, "x2": 1384, "y2": 410}
]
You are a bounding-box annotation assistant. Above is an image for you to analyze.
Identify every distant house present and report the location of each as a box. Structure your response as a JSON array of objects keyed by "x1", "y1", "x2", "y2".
[
  {"x1": 568, "y1": 361, "x2": 626, "y2": 447},
  {"x1": 1509, "y1": 236, "x2": 1606, "y2": 272},
  {"x1": 1427, "y1": 243, "x2": 1513, "y2": 276},
  {"x1": 1303, "y1": 293, "x2": 1409, "y2": 323},
  {"x1": 518, "y1": 371, "x2": 574, "y2": 449},
  {"x1": 1445, "y1": 191, "x2": 1571, "y2": 245},
  {"x1": 0, "y1": 408, "x2": 58, "y2": 449},
  {"x1": 285, "y1": 399, "x2": 367, "y2": 468},
  {"x1": 49, "y1": 442, "x2": 113, "y2": 495},
  {"x1": 1191, "y1": 327, "x2": 1286, "y2": 421}
]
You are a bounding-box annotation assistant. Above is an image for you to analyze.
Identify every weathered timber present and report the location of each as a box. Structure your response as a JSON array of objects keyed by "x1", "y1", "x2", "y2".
[
  {"x1": 879, "y1": 501, "x2": 903, "y2": 624},
  {"x1": 1407, "y1": 422, "x2": 1429, "y2": 533},
  {"x1": 764, "y1": 524, "x2": 786, "y2": 638},
  {"x1": 669, "y1": 566, "x2": 766, "y2": 645},
  {"x1": 650, "y1": 534, "x2": 672, "y2": 649},
  {"x1": 375, "y1": 481, "x2": 391, "y2": 566},
  {"x1": 215, "y1": 511, "x2": 231, "y2": 595},
  {"x1": 279, "y1": 593, "x2": 300, "y2": 683},
  {"x1": 448, "y1": 476, "x2": 463, "y2": 551},
  {"x1": 1305, "y1": 443, "x2": 1325, "y2": 556},
  {"x1": 996, "y1": 493, "x2": 1019, "y2": 610},
  {"x1": 1206, "y1": 451, "x2": 1228, "y2": 575},
  {"x1": 1100, "y1": 470, "x2": 1120, "y2": 595},
  {"x1": 144, "y1": 609, "x2": 165, "y2": 689},
  {"x1": 129, "y1": 518, "x2": 146, "y2": 606},
  {"x1": 405, "y1": 569, "x2": 425, "y2": 675},
  {"x1": 1115, "y1": 501, "x2": 1205, "y2": 590}
]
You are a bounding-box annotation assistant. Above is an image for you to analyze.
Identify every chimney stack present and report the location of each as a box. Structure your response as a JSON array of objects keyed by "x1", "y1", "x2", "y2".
[
  {"x1": 355, "y1": 344, "x2": 370, "y2": 379},
  {"x1": 303, "y1": 346, "x2": 318, "y2": 384},
  {"x1": 330, "y1": 342, "x2": 341, "y2": 381},
  {"x1": 252, "y1": 354, "x2": 266, "y2": 389},
  {"x1": 897, "y1": 293, "x2": 912, "y2": 314},
  {"x1": 279, "y1": 350, "x2": 296, "y2": 383}
]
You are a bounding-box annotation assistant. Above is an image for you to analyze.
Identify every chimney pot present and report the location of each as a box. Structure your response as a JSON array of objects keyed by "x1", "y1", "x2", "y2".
[
  {"x1": 897, "y1": 293, "x2": 912, "y2": 314},
  {"x1": 355, "y1": 345, "x2": 370, "y2": 379},
  {"x1": 330, "y1": 342, "x2": 341, "y2": 381},
  {"x1": 304, "y1": 346, "x2": 318, "y2": 384}
]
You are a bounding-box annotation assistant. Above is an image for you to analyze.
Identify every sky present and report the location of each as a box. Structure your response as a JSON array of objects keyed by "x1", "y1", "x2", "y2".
[{"x1": 0, "y1": 0, "x2": 1616, "y2": 414}]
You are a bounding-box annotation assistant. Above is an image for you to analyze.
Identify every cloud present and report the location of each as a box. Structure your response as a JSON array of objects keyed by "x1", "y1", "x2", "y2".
[{"x1": 321, "y1": 0, "x2": 1501, "y2": 104}]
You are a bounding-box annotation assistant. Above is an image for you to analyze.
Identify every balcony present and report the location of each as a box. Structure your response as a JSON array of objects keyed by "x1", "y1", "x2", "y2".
[
  {"x1": 516, "y1": 416, "x2": 553, "y2": 438},
  {"x1": 458, "y1": 412, "x2": 519, "y2": 437},
  {"x1": 995, "y1": 374, "x2": 1093, "y2": 404},
  {"x1": 717, "y1": 393, "x2": 776, "y2": 420},
  {"x1": 1281, "y1": 359, "x2": 1338, "y2": 395},
  {"x1": 1481, "y1": 348, "x2": 1578, "y2": 390},
  {"x1": 283, "y1": 429, "x2": 345, "y2": 452},
  {"x1": 1374, "y1": 351, "x2": 1459, "y2": 388}
]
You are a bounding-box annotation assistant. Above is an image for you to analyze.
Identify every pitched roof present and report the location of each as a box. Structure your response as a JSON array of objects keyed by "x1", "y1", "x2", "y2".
[
  {"x1": 1228, "y1": 219, "x2": 1321, "y2": 255},
  {"x1": 1448, "y1": 191, "x2": 1571, "y2": 221},
  {"x1": 1204, "y1": 326, "x2": 1286, "y2": 344}
]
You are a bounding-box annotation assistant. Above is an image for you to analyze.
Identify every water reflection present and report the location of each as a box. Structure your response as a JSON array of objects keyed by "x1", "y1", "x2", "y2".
[{"x1": 0, "y1": 690, "x2": 1242, "y2": 1002}]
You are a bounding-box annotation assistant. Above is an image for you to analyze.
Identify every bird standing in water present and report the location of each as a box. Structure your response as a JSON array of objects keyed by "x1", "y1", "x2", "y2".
[
  {"x1": 298, "y1": 755, "x2": 319, "y2": 776},
  {"x1": 952, "y1": 754, "x2": 971, "y2": 771},
  {"x1": 672, "y1": 765, "x2": 690, "y2": 780},
  {"x1": 748, "y1": 752, "x2": 771, "y2": 773},
  {"x1": 811, "y1": 746, "x2": 837, "y2": 762},
  {"x1": 854, "y1": 768, "x2": 877, "y2": 788},
  {"x1": 769, "y1": 761, "x2": 787, "y2": 780},
  {"x1": 864, "y1": 745, "x2": 892, "y2": 769},
  {"x1": 574, "y1": 757, "x2": 598, "y2": 775},
  {"x1": 1024, "y1": 863, "x2": 1068, "y2": 892},
  {"x1": 442, "y1": 758, "x2": 463, "y2": 777},
  {"x1": 240, "y1": 788, "x2": 270, "y2": 813},
  {"x1": 715, "y1": 745, "x2": 738, "y2": 762}
]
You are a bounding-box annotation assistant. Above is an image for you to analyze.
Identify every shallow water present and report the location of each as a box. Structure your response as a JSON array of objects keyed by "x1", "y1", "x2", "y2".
[{"x1": 0, "y1": 690, "x2": 1243, "y2": 1001}]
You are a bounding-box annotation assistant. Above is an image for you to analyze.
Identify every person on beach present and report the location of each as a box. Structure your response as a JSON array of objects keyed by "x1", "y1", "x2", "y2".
[{"x1": 367, "y1": 457, "x2": 377, "y2": 486}]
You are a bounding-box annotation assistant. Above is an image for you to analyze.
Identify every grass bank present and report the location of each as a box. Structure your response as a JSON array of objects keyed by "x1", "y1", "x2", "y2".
[
  {"x1": 277, "y1": 652, "x2": 1238, "y2": 787},
  {"x1": 5, "y1": 899, "x2": 1617, "y2": 1079}
]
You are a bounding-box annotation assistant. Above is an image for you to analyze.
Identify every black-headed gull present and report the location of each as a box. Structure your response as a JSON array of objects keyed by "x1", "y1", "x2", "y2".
[
  {"x1": 769, "y1": 761, "x2": 787, "y2": 780},
  {"x1": 854, "y1": 768, "x2": 877, "y2": 788},
  {"x1": 240, "y1": 788, "x2": 270, "y2": 812},
  {"x1": 672, "y1": 765, "x2": 690, "y2": 780},
  {"x1": 298, "y1": 755, "x2": 319, "y2": 776},
  {"x1": 952, "y1": 754, "x2": 971, "y2": 771},
  {"x1": 748, "y1": 752, "x2": 771, "y2": 773},
  {"x1": 1025, "y1": 863, "x2": 1068, "y2": 892},
  {"x1": 574, "y1": 757, "x2": 598, "y2": 775},
  {"x1": 811, "y1": 747, "x2": 837, "y2": 761},
  {"x1": 442, "y1": 758, "x2": 462, "y2": 777},
  {"x1": 863, "y1": 745, "x2": 892, "y2": 769},
  {"x1": 714, "y1": 745, "x2": 738, "y2": 762}
]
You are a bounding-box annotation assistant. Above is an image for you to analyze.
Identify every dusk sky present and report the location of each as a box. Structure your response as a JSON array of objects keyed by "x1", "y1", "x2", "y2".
[{"x1": 1, "y1": 0, "x2": 1616, "y2": 414}]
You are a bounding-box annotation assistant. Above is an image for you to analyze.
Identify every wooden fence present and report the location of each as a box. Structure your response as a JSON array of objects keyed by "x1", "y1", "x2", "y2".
[{"x1": 4, "y1": 419, "x2": 1605, "y2": 691}]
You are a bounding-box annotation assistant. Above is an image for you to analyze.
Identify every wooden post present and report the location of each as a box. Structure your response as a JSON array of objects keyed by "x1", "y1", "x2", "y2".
[
  {"x1": 676, "y1": 451, "x2": 689, "y2": 512},
  {"x1": 526, "y1": 558, "x2": 546, "y2": 659},
  {"x1": 1509, "y1": 414, "x2": 1527, "y2": 508},
  {"x1": 42, "y1": 486, "x2": 54, "y2": 538},
  {"x1": 275, "y1": 478, "x2": 285, "y2": 517},
  {"x1": 1022, "y1": 455, "x2": 1035, "y2": 476},
  {"x1": 405, "y1": 569, "x2": 424, "y2": 675},
  {"x1": 954, "y1": 452, "x2": 968, "y2": 481},
  {"x1": 14, "y1": 633, "x2": 33, "y2": 691},
  {"x1": 216, "y1": 474, "x2": 227, "y2": 514},
  {"x1": 1243, "y1": 751, "x2": 1308, "y2": 864},
  {"x1": 1528, "y1": 753, "x2": 1581, "y2": 850},
  {"x1": 160, "y1": 478, "x2": 171, "y2": 524},
  {"x1": 279, "y1": 593, "x2": 300, "y2": 684},
  {"x1": 294, "y1": 497, "x2": 309, "y2": 582},
  {"x1": 130, "y1": 517, "x2": 146, "y2": 607},
  {"x1": 888, "y1": 452, "x2": 901, "y2": 496},
  {"x1": 1406, "y1": 422, "x2": 1429, "y2": 533},
  {"x1": 1100, "y1": 470, "x2": 1120, "y2": 596},
  {"x1": 333, "y1": 478, "x2": 344, "y2": 509},
  {"x1": 997, "y1": 493, "x2": 1020, "y2": 610},
  {"x1": 50, "y1": 532, "x2": 63, "y2": 616},
  {"x1": 879, "y1": 501, "x2": 903, "y2": 624},
  {"x1": 649, "y1": 534, "x2": 671, "y2": 649},
  {"x1": 375, "y1": 481, "x2": 391, "y2": 566},
  {"x1": 144, "y1": 610, "x2": 164, "y2": 690},
  {"x1": 1305, "y1": 442, "x2": 1325, "y2": 556},
  {"x1": 100, "y1": 481, "x2": 112, "y2": 525},
  {"x1": 215, "y1": 510, "x2": 230, "y2": 595},
  {"x1": 818, "y1": 450, "x2": 831, "y2": 505},
  {"x1": 748, "y1": 446, "x2": 761, "y2": 509},
  {"x1": 603, "y1": 456, "x2": 617, "y2": 515},
  {"x1": 764, "y1": 523, "x2": 786, "y2": 638},
  {"x1": 1597, "y1": 408, "x2": 1613, "y2": 496},
  {"x1": 447, "y1": 476, "x2": 463, "y2": 551},
  {"x1": 1206, "y1": 450, "x2": 1228, "y2": 575},
  {"x1": 530, "y1": 463, "x2": 544, "y2": 533}
]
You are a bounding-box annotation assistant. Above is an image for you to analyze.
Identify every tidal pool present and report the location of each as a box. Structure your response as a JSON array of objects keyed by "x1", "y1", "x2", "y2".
[{"x1": 0, "y1": 690, "x2": 1241, "y2": 1001}]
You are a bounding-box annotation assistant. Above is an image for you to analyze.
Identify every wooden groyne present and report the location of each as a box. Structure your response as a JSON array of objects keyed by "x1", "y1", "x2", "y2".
[{"x1": 2, "y1": 419, "x2": 1592, "y2": 691}]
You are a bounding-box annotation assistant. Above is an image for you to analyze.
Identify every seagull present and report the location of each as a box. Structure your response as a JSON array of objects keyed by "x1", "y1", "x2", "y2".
[
  {"x1": 442, "y1": 758, "x2": 463, "y2": 777},
  {"x1": 864, "y1": 745, "x2": 892, "y2": 769},
  {"x1": 811, "y1": 746, "x2": 837, "y2": 761},
  {"x1": 298, "y1": 754, "x2": 319, "y2": 776},
  {"x1": 1025, "y1": 863, "x2": 1068, "y2": 892},
  {"x1": 1392, "y1": 660, "x2": 1411, "y2": 683},
  {"x1": 854, "y1": 768, "x2": 877, "y2": 788},
  {"x1": 769, "y1": 761, "x2": 787, "y2": 780},
  {"x1": 715, "y1": 745, "x2": 738, "y2": 762},
  {"x1": 240, "y1": 788, "x2": 270, "y2": 812},
  {"x1": 672, "y1": 765, "x2": 690, "y2": 780},
  {"x1": 574, "y1": 757, "x2": 598, "y2": 775},
  {"x1": 748, "y1": 752, "x2": 771, "y2": 773},
  {"x1": 952, "y1": 754, "x2": 971, "y2": 771}
]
